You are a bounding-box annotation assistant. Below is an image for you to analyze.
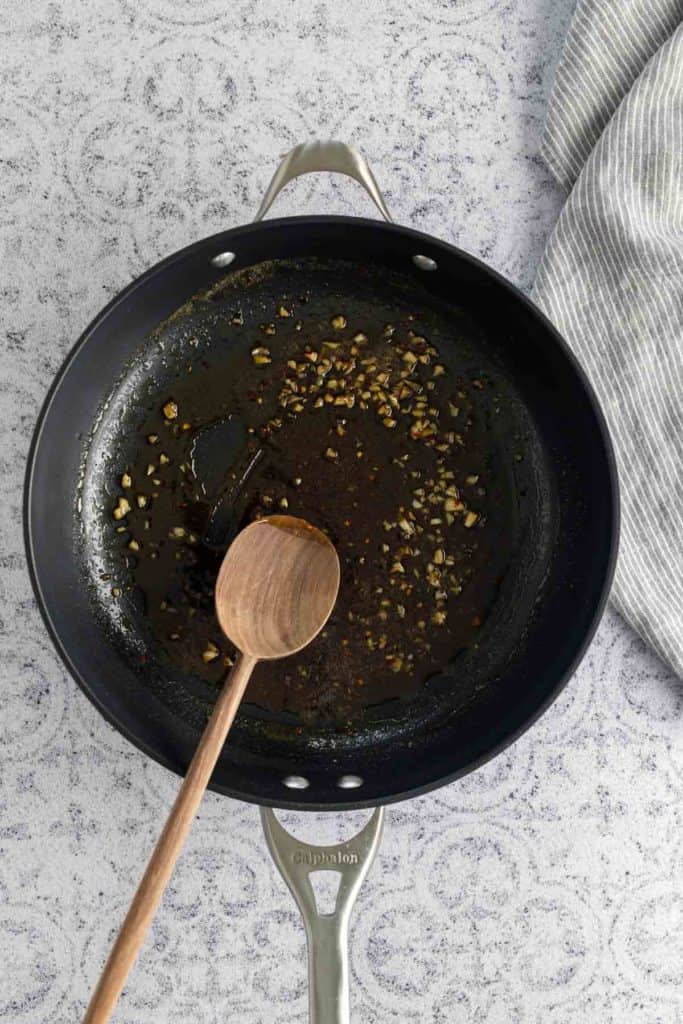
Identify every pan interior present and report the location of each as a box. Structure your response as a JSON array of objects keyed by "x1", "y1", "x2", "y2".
[{"x1": 79, "y1": 256, "x2": 556, "y2": 763}]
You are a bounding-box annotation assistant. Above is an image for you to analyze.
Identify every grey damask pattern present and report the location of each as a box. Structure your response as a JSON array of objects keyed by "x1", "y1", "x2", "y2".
[{"x1": 1, "y1": 1, "x2": 682, "y2": 1022}]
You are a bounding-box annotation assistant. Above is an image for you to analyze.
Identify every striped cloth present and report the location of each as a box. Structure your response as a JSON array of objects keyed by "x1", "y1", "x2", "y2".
[{"x1": 532, "y1": 6, "x2": 683, "y2": 677}]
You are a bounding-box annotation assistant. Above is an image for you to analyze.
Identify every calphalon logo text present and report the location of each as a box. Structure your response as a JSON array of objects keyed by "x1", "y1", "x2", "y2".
[{"x1": 292, "y1": 850, "x2": 358, "y2": 865}]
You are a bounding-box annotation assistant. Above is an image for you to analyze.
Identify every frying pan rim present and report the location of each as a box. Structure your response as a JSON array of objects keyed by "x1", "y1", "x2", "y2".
[{"x1": 24, "y1": 213, "x2": 620, "y2": 810}]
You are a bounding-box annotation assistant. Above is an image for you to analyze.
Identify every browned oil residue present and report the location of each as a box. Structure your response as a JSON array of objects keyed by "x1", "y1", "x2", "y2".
[{"x1": 113, "y1": 306, "x2": 516, "y2": 726}]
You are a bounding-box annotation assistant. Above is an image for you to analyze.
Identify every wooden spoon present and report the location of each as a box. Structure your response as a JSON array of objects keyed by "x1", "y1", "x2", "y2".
[{"x1": 83, "y1": 515, "x2": 340, "y2": 1024}]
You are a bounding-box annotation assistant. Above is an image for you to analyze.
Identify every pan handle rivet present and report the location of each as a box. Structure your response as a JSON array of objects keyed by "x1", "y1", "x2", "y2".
[
  {"x1": 337, "y1": 774, "x2": 363, "y2": 789},
  {"x1": 283, "y1": 774, "x2": 310, "y2": 790},
  {"x1": 412, "y1": 254, "x2": 438, "y2": 272},
  {"x1": 210, "y1": 251, "x2": 236, "y2": 269}
]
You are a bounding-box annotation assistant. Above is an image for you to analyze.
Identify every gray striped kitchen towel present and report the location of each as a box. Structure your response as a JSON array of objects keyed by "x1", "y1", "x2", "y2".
[
  {"x1": 532, "y1": 8, "x2": 683, "y2": 677},
  {"x1": 541, "y1": 0, "x2": 683, "y2": 191}
]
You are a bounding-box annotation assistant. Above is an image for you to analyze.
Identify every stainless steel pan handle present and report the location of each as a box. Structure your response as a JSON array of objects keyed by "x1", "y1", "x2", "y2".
[
  {"x1": 261, "y1": 807, "x2": 384, "y2": 1024},
  {"x1": 253, "y1": 141, "x2": 394, "y2": 224},
  {"x1": 251, "y1": 141, "x2": 437, "y2": 271}
]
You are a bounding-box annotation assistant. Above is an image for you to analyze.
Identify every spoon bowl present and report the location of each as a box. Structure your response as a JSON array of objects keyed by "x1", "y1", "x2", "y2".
[{"x1": 215, "y1": 515, "x2": 340, "y2": 659}]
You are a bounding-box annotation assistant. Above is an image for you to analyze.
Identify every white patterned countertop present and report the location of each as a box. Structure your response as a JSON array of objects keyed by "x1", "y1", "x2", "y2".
[{"x1": 3, "y1": 1, "x2": 682, "y2": 1022}]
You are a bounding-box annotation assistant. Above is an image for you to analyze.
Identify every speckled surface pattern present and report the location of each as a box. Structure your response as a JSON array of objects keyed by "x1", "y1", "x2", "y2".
[{"x1": 3, "y1": 1, "x2": 682, "y2": 1022}]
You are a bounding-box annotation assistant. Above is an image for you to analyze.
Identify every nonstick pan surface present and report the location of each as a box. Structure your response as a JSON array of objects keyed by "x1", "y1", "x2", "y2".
[{"x1": 25, "y1": 210, "x2": 618, "y2": 810}]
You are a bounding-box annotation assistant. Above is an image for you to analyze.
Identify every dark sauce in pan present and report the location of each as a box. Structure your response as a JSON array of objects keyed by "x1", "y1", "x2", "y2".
[{"x1": 106, "y1": 274, "x2": 526, "y2": 729}]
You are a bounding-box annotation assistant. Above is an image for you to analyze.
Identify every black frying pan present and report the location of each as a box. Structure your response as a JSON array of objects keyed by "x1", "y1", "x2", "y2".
[{"x1": 24, "y1": 142, "x2": 619, "y2": 811}]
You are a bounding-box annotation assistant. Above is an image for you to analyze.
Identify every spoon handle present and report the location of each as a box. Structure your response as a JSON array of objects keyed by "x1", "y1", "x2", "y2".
[{"x1": 82, "y1": 651, "x2": 258, "y2": 1024}]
